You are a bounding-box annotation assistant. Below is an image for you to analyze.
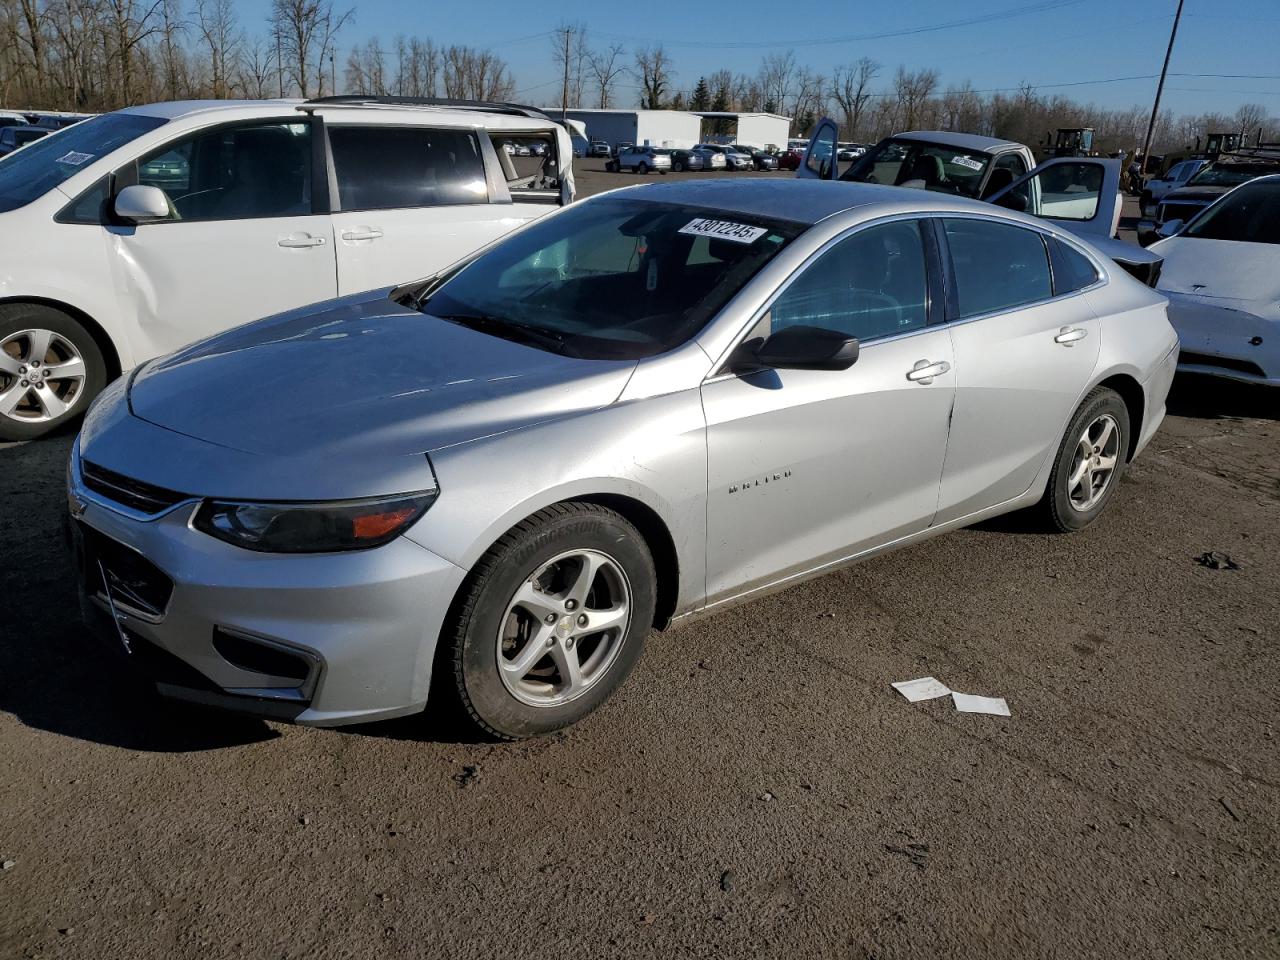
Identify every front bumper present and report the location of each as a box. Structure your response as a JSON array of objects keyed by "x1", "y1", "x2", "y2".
[
  {"x1": 67, "y1": 449, "x2": 468, "y2": 726},
  {"x1": 1164, "y1": 294, "x2": 1279, "y2": 386}
]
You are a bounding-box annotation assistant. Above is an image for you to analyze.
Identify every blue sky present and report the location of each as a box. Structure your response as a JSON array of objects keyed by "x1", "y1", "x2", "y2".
[{"x1": 251, "y1": 0, "x2": 1279, "y2": 116}]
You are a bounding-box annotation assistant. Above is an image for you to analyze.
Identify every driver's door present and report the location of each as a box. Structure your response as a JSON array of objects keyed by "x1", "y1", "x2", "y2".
[
  {"x1": 795, "y1": 117, "x2": 839, "y2": 181},
  {"x1": 701, "y1": 218, "x2": 954, "y2": 605},
  {"x1": 988, "y1": 157, "x2": 1123, "y2": 240}
]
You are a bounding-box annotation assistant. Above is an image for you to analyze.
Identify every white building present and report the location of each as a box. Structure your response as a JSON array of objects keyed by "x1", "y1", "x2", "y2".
[
  {"x1": 693, "y1": 112, "x2": 792, "y2": 150},
  {"x1": 557, "y1": 109, "x2": 703, "y2": 149}
]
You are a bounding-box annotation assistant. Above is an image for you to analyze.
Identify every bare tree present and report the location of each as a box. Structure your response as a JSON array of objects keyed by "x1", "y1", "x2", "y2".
[
  {"x1": 343, "y1": 35, "x2": 385, "y2": 94},
  {"x1": 892, "y1": 65, "x2": 938, "y2": 130},
  {"x1": 442, "y1": 44, "x2": 513, "y2": 100},
  {"x1": 588, "y1": 41, "x2": 624, "y2": 108},
  {"x1": 832, "y1": 57, "x2": 879, "y2": 139},
  {"x1": 104, "y1": 0, "x2": 165, "y2": 104},
  {"x1": 549, "y1": 21, "x2": 577, "y2": 117},
  {"x1": 400, "y1": 35, "x2": 438, "y2": 97},
  {"x1": 195, "y1": 0, "x2": 238, "y2": 97},
  {"x1": 633, "y1": 44, "x2": 672, "y2": 109},
  {"x1": 236, "y1": 34, "x2": 276, "y2": 98},
  {"x1": 269, "y1": 0, "x2": 350, "y2": 97}
]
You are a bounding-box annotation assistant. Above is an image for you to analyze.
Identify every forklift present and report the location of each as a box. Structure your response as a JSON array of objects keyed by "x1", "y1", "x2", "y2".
[{"x1": 1049, "y1": 127, "x2": 1094, "y2": 158}]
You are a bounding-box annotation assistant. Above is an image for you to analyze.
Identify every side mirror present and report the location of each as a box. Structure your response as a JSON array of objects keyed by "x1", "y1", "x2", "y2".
[
  {"x1": 114, "y1": 184, "x2": 171, "y2": 222},
  {"x1": 1157, "y1": 218, "x2": 1184, "y2": 238},
  {"x1": 737, "y1": 324, "x2": 860, "y2": 372}
]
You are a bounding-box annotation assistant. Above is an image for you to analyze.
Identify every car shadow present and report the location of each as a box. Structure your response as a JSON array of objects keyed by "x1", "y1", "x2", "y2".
[
  {"x1": 0, "y1": 435, "x2": 278, "y2": 752},
  {"x1": 1167, "y1": 374, "x2": 1278, "y2": 421}
]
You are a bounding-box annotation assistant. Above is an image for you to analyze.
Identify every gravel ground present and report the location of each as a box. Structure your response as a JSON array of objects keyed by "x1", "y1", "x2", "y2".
[{"x1": 0, "y1": 161, "x2": 1276, "y2": 959}]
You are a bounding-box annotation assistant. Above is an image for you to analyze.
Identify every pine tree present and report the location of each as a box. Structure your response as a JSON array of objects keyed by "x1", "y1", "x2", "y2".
[{"x1": 691, "y1": 76, "x2": 711, "y2": 112}]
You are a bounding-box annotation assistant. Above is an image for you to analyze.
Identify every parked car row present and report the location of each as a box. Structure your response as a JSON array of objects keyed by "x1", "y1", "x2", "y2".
[{"x1": 603, "y1": 142, "x2": 783, "y2": 174}]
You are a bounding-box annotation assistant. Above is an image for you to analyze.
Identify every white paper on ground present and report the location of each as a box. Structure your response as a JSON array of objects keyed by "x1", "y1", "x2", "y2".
[
  {"x1": 952, "y1": 692, "x2": 1011, "y2": 716},
  {"x1": 891, "y1": 677, "x2": 952, "y2": 702}
]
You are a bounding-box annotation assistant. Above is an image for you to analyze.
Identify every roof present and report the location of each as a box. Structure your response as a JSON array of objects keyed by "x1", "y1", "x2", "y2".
[
  {"x1": 893, "y1": 130, "x2": 1025, "y2": 153},
  {"x1": 116, "y1": 98, "x2": 566, "y2": 131},
  {"x1": 122, "y1": 99, "x2": 301, "y2": 119},
  {"x1": 691, "y1": 111, "x2": 793, "y2": 123},
  {"x1": 608, "y1": 177, "x2": 993, "y2": 226}
]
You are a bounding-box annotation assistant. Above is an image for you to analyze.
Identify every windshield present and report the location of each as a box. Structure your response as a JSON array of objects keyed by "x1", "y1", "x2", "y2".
[
  {"x1": 0, "y1": 112, "x2": 166, "y2": 213},
  {"x1": 1184, "y1": 180, "x2": 1280, "y2": 244},
  {"x1": 841, "y1": 138, "x2": 993, "y2": 198},
  {"x1": 422, "y1": 197, "x2": 804, "y2": 360},
  {"x1": 1186, "y1": 162, "x2": 1280, "y2": 188}
]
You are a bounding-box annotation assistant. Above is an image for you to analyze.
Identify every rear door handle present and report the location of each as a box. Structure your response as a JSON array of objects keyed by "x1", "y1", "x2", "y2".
[
  {"x1": 906, "y1": 359, "x2": 951, "y2": 384},
  {"x1": 341, "y1": 228, "x2": 384, "y2": 242},
  {"x1": 1055, "y1": 326, "x2": 1088, "y2": 345},
  {"x1": 278, "y1": 235, "x2": 326, "y2": 248}
]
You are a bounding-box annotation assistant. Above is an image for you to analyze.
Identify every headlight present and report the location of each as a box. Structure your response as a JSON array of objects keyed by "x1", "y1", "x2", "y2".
[{"x1": 193, "y1": 491, "x2": 437, "y2": 553}]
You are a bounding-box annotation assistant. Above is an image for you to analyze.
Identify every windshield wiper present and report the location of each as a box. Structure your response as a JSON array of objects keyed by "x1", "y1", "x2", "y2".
[{"x1": 433, "y1": 312, "x2": 579, "y2": 357}]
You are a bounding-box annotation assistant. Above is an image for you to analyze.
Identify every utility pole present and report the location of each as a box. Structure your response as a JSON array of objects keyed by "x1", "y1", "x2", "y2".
[
  {"x1": 1139, "y1": 0, "x2": 1185, "y2": 177},
  {"x1": 275, "y1": 27, "x2": 283, "y2": 98}
]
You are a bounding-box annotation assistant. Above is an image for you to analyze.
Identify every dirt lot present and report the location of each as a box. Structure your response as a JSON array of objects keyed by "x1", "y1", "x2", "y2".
[{"x1": 0, "y1": 162, "x2": 1277, "y2": 959}]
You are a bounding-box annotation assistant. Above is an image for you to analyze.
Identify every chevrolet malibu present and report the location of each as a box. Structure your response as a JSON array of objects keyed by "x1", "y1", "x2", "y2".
[{"x1": 68, "y1": 180, "x2": 1178, "y2": 739}]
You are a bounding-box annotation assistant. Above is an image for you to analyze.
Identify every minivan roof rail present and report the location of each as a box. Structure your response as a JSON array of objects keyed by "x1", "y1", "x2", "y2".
[{"x1": 301, "y1": 96, "x2": 558, "y2": 124}]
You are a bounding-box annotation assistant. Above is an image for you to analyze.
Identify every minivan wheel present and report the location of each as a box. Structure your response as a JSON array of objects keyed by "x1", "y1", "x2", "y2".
[
  {"x1": 637, "y1": 162, "x2": 649, "y2": 175},
  {"x1": 445, "y1": 502, "x2": 656, "y2": 740},
  {"x1": 0, "y1": 304, "x2": 107, "y2": 441},
  {"x1": 1040, "y1": 386, "x2": 1130, "y2": 533}
]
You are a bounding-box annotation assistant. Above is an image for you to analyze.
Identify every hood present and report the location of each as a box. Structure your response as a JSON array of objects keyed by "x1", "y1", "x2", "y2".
[
  {"x1": 1162, "y1": 185, "x2": 1230, "y2": 204},
  {"x1": 1151, "y1": 235, "x2": 1280, "y2": 303},
  {"x1": 129, "y1": 289, "x2": 636, "y2": 461}
]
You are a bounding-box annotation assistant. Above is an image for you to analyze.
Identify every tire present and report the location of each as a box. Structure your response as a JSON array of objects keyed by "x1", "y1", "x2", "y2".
[
  {"x1": 1039, "y1": 387, "x2": 1130, "y2": 533},
  {"x1": 637, "y1": 162, "x2": 649, "y2": 175},
  {"x1": 605, "y1": 161, "x2": 616, "y2": 173},
  {"x1": 0, "y1": 303, "x2": 107, "y2": 442},
  {"x1": 673, "y1": 161, "x2": 684, "y2": 172},
  {"x1": 444, "y1": 502, "x2": 657, "y2": 740}
]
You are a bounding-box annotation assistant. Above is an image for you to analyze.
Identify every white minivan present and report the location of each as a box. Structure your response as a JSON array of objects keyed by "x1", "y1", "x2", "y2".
[{"x1": 0, "y1": 97, "x2": 575, "y2": 439}]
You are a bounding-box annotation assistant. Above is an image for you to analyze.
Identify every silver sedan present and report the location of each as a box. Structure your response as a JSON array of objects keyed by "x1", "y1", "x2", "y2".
[{"x1": 68, "y1": 180, "x2": 1178, "y2": 738}]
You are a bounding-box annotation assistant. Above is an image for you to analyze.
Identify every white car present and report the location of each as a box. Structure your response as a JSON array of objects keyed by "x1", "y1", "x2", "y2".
[
  {"x1": 1151, "y1": 174, "x2": 1280, "y2": 386},
  {"x1": 1141, "y1": 158, "x2": 1205, "y2": 215},
  {"x1": 0, "y1": 97, "x2": 575, "y2": 440}
]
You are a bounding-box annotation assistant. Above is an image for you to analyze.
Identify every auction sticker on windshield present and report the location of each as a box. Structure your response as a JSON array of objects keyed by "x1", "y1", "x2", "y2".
[
  {"x1": 56, "y1": 151, "x2": 94, "y2": 166},
  {"x1": 679, "y1": 218, "x2": 769, "y2": 244},
  {"x1": 951, "y1": 155, "x2": 983, "y2": 171}
]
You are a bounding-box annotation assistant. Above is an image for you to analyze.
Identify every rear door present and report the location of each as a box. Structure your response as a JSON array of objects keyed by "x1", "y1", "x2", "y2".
[
  {"x1": 989, "y1": 157, "x2": 1123, "y2": 240},
  {"x1": 327, "y1": 123, "x2": 540, "y2": 295},
  {"x1": 933, "y1": 217, "x2": 1102, "y2": 524},
  {"x1": 796, "y1": 117, "x2": 839, "y2": 180},
  {"x1": 107, "y1": 118, "x2": 337, "y2": 359}
]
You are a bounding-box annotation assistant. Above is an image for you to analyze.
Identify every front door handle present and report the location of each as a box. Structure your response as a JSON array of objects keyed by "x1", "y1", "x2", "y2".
[
  {"x1": 1055, "y1": 326, "x2": 1088, "y2": 345},
  {"x1": 906, "y1": 359, "x2": 951, "y2": 384},
  {"x1": 341, "y1": 228, "x2": 384, "y2": 242},
  {"x1": 278, "y1": 235, "x2": 326, "y2": 248}
]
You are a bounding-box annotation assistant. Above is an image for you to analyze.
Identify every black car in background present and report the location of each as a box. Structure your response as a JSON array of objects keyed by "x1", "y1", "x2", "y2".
[
  {"x1": 729, "y1": 144, "x2": 780, "y2": 170},
  {"x1": 667, "y1": 148, "x2": 706, "y2": 171}
]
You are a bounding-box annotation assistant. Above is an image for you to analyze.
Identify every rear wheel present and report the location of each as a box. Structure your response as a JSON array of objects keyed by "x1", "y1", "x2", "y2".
[
  {"x1": 1039, "y1": 387, "x2": 1130, "y2": 532},
  {"x1": 638, "y1": 162, "x2": 649, "y2": 175},
  {"x1": 0, "y1": 304, "x2": 107, "y2": 441},
  {"x1": 444, "y1": 502, "x2": 657, "y2": 740},
  {"x1": 673, "y1": 160, "x2": 684, "y2": 172}
]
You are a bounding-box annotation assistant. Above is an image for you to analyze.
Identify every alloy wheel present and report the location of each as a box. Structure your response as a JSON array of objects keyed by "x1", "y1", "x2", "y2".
[
  {"x1": 1067, "y1": 413, "x2": 1121, "y2": 511},
  {"x1": 496, "y1": 548, "x2": 632, "y2": 708},
  {"x1": 0, "y1": 328, "x2": 87, "y2": 424}
]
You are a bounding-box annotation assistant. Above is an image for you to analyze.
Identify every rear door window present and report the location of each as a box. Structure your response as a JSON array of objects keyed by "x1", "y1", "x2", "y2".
[
  {"x1": 943, "y1": 219, "x2": 1053, "y2": 318},
  {"x1": 329, "y1": 126, "x2": 488, "y2": 211}
]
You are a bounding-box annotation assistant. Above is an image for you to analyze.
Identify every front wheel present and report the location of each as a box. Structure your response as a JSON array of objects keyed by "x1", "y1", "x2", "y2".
[
  {"x1": 637, "y1": 162, "x2": 649, "y2": 175},
  {"x1": 672, "y1": 160, "x2": 684, "y2": 172},
  {"x1": 443, "y1": 502, "x2": 657, "y2": 739},
  {"x1": 1038, "y1": 387, "x2": 1130, "y2": 532},
  {"x1": 0, "y1": 304, "x2": 107, "y2": 441}
]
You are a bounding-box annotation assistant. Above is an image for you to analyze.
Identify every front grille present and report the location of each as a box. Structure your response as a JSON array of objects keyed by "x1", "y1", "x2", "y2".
[
  {"x1": 77, "y1": 521, "x2": 174, "y2": 618},
  {"x1": 1160, "y1": 201, "x2": 1208, "y2": 224},
  {"x1": 1179, "y1": 351, "x2": 1266, "y2": 378},
  {"x1": 81, "y1": 460, "x2": 190, "y2": 515}
]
